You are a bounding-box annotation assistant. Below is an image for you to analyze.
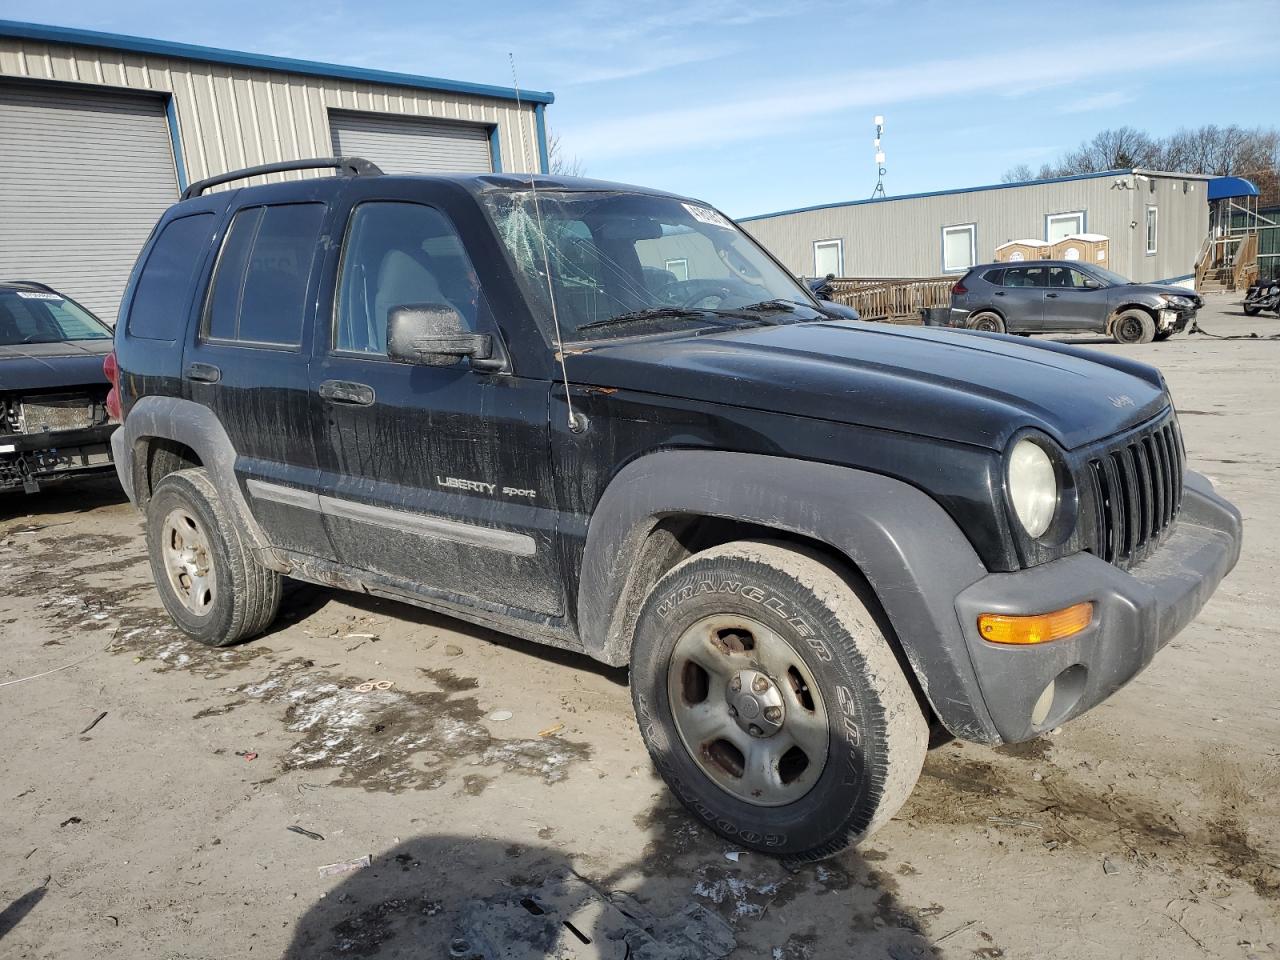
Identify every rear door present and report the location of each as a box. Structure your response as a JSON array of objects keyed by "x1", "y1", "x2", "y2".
[
  {"x1": 1042, "y1": 266, "x2": 1108, "y2": 332},
  {"x1": 998, "y1": 266, "x2": 1048, "y2": 331},
  {"x1": 181, "y1": 183, "x2": 336, "y2": 560},
  {"x1": 309, "y1": 179, "x2": 564, "y2": 616}
]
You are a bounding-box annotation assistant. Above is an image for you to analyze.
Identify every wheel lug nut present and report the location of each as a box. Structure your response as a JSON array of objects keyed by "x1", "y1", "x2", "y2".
[
  {"x1": 730, "y1": 677, "x2": 741, "y2": 692},
  {"x1": 727, "y1": 705, "x2": 737, "y2": 717},
  {"x1": 748, "y1": 725, "x2": 762, "y2": 737},
  {"x1": 764, "y1": 706, "x2": 781, "y2": 722},
  {"x1": 752, "y1": 675, "x2": 769, "y2": 693}
]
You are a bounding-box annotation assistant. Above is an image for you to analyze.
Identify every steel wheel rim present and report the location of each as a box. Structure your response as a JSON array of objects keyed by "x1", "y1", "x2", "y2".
[
  {"x1": 974, "y1": 317, "x2": 998, "y2": 332},
  {"x1": 161, "y1": 507, "x2": 216, "y2": 616},
  {"x1": 1118, "y1": 317, "x2": 1141, "y2": 341},
  {"x1": 666, "y1": 613, "x2": 829, "y2": 807}
]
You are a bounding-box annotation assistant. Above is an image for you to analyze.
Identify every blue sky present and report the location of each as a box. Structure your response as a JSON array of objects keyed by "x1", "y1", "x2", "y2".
[{"x1": 8, "y1": 1, "x2": 1279, "y2": 217}]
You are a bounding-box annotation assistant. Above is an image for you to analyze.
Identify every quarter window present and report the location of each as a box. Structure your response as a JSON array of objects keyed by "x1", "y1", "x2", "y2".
[
  {"x1": 127, "y1": 213, "x2": 216, "y2": 340},
  {"x1": 334, "y1": 202, "x2": 484, "y2": 355},
  {"x1": 813, "y1": 239, "x2": 843, "y2": 277},
  {"x1": 942, "y1": 224, "x2": 976, "y2": 273},
  {"x1": 1146, "y1": 206, "x2": 1158, "y2": 255},
  {"x1": 204, "y1": 203, "x2": 324, "y2": 347}
]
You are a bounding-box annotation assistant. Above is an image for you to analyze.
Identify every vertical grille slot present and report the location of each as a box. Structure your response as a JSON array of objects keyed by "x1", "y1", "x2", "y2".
[{"x1": 1085, "y1": 413, "x2": 1185, "y2": 570}]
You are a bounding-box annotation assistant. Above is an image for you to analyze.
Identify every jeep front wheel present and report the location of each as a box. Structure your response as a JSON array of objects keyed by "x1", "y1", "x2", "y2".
[
  {"x1": 629, "y1": 540, "x2": 927, "y2": 862},
  {"x1": 146, "y1": 468, "x2": 282, "y2": 646}
]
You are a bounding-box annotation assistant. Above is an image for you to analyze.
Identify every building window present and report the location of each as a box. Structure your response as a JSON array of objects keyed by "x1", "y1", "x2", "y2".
[
  {"x1": 941, "y1": 224, "x2": 976, "y2": 274},
  {"x1": 663, "y1": 258, "x2": 689, "y2": 282},
  {"x1": 1046, "y1": 211, "x2": 1085, "y2": 243},
  {"x1": 1145, "y1": 206, "x2": 1158, "y2": 255},
  {"x1": 813, "y1": 239, "x2": 843, "y2": 277}
]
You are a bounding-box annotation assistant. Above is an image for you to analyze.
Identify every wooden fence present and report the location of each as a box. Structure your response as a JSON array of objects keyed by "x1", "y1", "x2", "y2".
[{"x1": 825, "y1": 277, "x2": 955, "y2": 323}]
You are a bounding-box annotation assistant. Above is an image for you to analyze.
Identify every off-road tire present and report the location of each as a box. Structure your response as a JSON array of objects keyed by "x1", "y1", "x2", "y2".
[
  {"x1": 630, "y1": 540, "x2": 928, "y2": 862},
  {"x1": 969, "y1": 311, "x2": 1005, "y2": 334},
  {"x1": 146, "y1": 468, "x2": 281, "y2": 646},
  {"x1": 1112, "y1": 309, "x2": 1155, "y2": 345}
]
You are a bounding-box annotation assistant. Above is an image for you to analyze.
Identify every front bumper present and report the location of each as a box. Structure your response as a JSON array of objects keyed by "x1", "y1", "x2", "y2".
[
  {"x1": 951, "y1": 470, "x2": 1240, "y2": 743},
  {"x1": 0, "y1": 424, "x2": 117, "y2": 492},
  {"x1": 1158, "y1": 306, "x2": 1195, "y2": 333}
]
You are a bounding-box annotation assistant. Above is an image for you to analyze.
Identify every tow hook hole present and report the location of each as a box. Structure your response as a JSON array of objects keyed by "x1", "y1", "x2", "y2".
[
  {"x1": 713, "y1": 628, "x2": 755, "y2": 654},
  {"x1": 787, "y1": 666, "x2": 816, "y2": 712},
  {"x1": 705, "y1": 738, "x2": 745, "y2": 778},
  {"x1": 520, "y1": 897, "x2": 545, "y2": 916},
  {"x1": 681, "y1": 661, "x2": 709, "y2": 705},
  {"x1": 563, "y1": 920, "x2": 592, "y2": 945},
  {"x1": 779, "y1": 745, "x2": 809, "y2": 785}
]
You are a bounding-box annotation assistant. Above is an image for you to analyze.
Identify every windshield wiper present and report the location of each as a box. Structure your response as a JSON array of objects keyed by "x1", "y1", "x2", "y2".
[
  {"x1": 735, "y1": 299, "x2": 801, "y2": 313},
  {"x1": 577, "y1": 306, "x2": 770, "y2": 334}
]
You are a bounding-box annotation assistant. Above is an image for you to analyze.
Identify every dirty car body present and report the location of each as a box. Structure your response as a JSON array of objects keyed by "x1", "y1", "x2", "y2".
[
  {"x1": 109, "y1": 161, "x2": 1241, "y2": 860},
  {"x1": 950, "y1": 260, "x2": 1201, "y2": 340},
  {"x1": 1, "y1": 281, "x2": 117, "y2": 493}
]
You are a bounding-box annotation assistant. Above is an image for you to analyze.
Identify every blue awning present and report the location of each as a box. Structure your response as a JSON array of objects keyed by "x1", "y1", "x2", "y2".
[{"x1": 1208, "y1": 176, "x2": 1260, "y2": 200}]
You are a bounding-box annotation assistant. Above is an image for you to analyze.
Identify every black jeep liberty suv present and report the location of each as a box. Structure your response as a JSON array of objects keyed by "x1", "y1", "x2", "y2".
[{"x1": 109, "y1": 158, "x2": 1241, "y2": 862}]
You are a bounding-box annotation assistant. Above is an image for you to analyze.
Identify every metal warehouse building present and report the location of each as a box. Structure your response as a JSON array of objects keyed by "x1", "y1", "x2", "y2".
[
  {"x1": 0, "y1": 20, "x2": 552, "y2": 324},
  {"x1": 741, "y1": 169, "x2": 1211, "y2": 287}
]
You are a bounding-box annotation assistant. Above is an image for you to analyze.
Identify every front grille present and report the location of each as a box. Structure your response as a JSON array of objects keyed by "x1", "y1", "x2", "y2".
[{"x1": 1086, "y1": 413, "x2": 1184, "y2": 568}]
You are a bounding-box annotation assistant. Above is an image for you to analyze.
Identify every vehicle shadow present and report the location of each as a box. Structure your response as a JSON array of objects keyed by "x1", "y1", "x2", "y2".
[
  {"x1": 0, "y1": 885, "x2": 47, "y2": 942},
  {"x1": 0, "y1": 475, "x2": 128, "y2": 523},
  {"x1": 282, "y1": 799, "x2": 940, "y2": 958}
]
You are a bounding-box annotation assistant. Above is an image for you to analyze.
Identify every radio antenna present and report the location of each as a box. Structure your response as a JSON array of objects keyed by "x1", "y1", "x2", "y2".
[{"x1": 509, "y1": 53, "x2": 585, "y2": 434}]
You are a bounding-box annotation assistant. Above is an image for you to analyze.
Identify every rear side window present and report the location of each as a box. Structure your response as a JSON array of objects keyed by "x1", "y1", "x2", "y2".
[
  {"x1": 204, "y1": 203, "x2": 325, "y2": 347},
  {"x1": 126, "y1": 213, "x2": 216, "y2": 340}
]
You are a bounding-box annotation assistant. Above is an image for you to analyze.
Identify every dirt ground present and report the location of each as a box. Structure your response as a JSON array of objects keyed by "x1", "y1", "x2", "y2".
[{"x1": 2, "y1": 299, "x2": 1277, "y2": 960}]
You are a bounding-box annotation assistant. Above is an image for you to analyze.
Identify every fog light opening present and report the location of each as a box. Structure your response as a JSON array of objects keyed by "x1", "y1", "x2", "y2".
[
  {"x1": 1030, "y1": 664, "x2": 1088, "y2": 732},
  {"x1": 1030, "y1": 680, "x2": 1056, "y2": 727}
]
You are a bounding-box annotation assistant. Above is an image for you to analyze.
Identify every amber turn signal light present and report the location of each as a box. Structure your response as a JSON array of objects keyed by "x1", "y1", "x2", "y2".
[{"x1": 978, "y1": 602, "x2": 1094, "y2": 645}]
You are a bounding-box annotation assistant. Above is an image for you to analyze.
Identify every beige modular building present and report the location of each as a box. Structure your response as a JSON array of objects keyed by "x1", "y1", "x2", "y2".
[
  {"x1": 0, "y1": 19, "x2": 552, "y2": 323},
  {"x1": 740, "y1": 169, "x2": 1212, "y2": 288}
]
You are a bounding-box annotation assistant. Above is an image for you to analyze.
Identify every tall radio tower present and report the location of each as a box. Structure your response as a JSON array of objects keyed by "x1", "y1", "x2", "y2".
[{"x1": 871, "y1": 115, "x2": 886, "y2": 199}]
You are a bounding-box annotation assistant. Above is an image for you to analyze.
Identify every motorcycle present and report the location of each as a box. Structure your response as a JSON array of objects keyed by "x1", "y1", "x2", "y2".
[
  {"x1": 1243, "y1": 278, "x2": 1280, "y2": 317},
  {"x1": 806, "y1": 274, "x2": 862, "y2": 322}
]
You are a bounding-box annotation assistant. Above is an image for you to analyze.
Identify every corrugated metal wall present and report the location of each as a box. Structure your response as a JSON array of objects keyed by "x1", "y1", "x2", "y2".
[
  {"x1": 0, "y1": 35, "x2": 544, "y2": 186},
  {"x1": 742, "y1": 173, "x2": 1209, "y2": 284}
]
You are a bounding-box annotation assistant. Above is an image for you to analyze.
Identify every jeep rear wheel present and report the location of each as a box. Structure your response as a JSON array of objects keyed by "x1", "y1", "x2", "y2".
[
  {"x1": 969, "y1": 311, "x2": 1005, "y2": 334},
  {"x1": 1112, "y1": 309, "x2": 1155, "y2": 344},
  {"x1": 630, "y1": 540, "x2": 927, "y2": 862},
  {"x1": 146, "y1": 468, "x2": 281, "y2": 646}
]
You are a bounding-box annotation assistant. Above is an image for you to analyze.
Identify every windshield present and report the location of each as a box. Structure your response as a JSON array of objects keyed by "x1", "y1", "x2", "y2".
[
  {"x1": 482, "y1": 189, "x2": 822, "y2": 342},
  {"x1": 1083, "y1": 265, "x2": 1133, "y2": 286},
  {"x1": 0, "y1": 289, "x2": 111, "y2": 346}
]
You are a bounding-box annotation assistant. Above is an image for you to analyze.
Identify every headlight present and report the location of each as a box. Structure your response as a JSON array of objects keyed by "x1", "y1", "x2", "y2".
[
  {"x1": 1159, "y1": 294, "x2": 1191, "y2": 307},
  {"x1": 1008, "y1": 439, "x2": 1058, "y2": 538}
]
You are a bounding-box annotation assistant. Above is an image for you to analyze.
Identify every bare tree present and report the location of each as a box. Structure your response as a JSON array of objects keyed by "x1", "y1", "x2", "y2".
[
  {"x1": 1001, "y1": 163, "x2": 1034, "y2": 183},
  {"x1": 546, "y1": 129, "x2": 586, "y2": 178}
]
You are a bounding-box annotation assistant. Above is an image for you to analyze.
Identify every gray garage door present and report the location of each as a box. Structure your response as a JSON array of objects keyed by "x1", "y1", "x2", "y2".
[
  {"x1": 0, "y1": 83, "x2": 179, "y2": 326},
  {"x1": 329, "y1": 110, "x2": 493, "y2": 175}
]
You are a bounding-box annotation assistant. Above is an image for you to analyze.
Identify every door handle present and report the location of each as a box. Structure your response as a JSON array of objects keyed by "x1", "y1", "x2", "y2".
[
  {"x1": 318, "y1": 379, "x2": 375, "y2": 406},
  {"x1": 185, "y1": 362, "x2": 221, "y2": 383},
  {"x1": 1045, "y1": 292, "x2": 1059, "y2": 298},
  {"x1": 993, "y1": 291, "x2": 1005, "y2": 296}
]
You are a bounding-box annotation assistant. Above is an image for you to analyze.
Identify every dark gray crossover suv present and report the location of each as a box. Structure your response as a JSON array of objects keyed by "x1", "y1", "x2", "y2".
[{"x1": 950, "y1": 261, "x2": 1202, "y2": 344}]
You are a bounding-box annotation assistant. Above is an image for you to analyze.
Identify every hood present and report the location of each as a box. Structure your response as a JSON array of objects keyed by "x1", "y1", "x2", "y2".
[
  {"x1": 1123, "y1": 283, "x2": 1198, "y2": 302},
  {"x1": 568, "y1": 321, "x2": 1168, "y2": 451},
  {"x1": 0, "y1": 339, "x2": 112, "y2": 392}
]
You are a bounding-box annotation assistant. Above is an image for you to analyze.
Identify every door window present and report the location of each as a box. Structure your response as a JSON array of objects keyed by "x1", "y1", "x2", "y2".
[
  {"x1": 1048, "y1": 266, "x2": 1090, "y2": 288},
  {"x1": 1002, "y1": 266, "x2": 1047, "y2": 288},
  {"x1": 203, "y1": 203, "x2": 325, "y2": 347},
  {"x1": 334, "y1": 202, "x2": 483, "y2": 355}
]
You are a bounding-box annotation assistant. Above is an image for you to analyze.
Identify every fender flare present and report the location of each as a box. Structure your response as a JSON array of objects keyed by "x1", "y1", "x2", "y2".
[
  {"x1": 577, "y1": 449, "x2": 999, "y2": 741},
  {"x1": 110, "y1": 395, "x2": 284, "y2": 568}
]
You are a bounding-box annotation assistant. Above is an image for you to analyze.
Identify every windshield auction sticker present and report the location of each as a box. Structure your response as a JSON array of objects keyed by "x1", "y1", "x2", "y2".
[
  {"x1": 15, "y1": 292, "x2": 63, "y2": 301},
  {"x1": 682, "y1": 202, "x2": 735, "y2": 230}
]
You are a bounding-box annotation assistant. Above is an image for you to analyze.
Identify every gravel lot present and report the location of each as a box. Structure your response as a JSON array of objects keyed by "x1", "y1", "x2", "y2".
[{"x1": 2, "y1": 298, "x2": 1277, "y2": 959}]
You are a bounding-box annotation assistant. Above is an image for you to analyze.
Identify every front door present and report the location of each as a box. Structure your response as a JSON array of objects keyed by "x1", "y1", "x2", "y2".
[
  {"x1": 1042, "y1": 265, "x2": 1108, "y2": 332},
  {"x1": 181, "y1": 185, "x2": 335, "y2": 560},
  {"x1": 309, "y1": 185, "x2": 563, "y2": 617},
  {"x1": 998, "y1": 265, "x2": 1048, "y2": 331}
]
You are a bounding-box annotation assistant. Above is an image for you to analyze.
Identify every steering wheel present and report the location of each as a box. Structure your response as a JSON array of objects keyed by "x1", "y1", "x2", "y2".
[{"x1": 662, "y1": 278, "x2": 737, "y2": 309}]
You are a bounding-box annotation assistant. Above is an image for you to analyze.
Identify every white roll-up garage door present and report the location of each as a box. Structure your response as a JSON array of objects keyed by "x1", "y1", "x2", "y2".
[
  {"x1": 0, "y1": 82, "x2": 179, "y2": 326},
  {"x1": 329, "y1": 110, "x2": 493, "y2": 175}
]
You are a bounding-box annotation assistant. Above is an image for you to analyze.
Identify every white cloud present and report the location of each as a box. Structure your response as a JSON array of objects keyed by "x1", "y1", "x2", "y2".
[
  {"x1": 564, "y1": 28, "x2": 1236, "y2": 162},
  {"x1": 1058, "y1": 90, "x2": 1136, "y2": 114}
]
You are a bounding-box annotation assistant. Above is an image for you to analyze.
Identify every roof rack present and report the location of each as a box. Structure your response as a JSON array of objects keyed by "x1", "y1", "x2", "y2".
[{"x1": 180, "y1": 157, "x2": 383, "y2": 200}]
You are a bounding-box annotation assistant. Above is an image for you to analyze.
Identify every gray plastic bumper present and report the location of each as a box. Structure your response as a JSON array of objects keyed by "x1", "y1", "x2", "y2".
[{"x1": 952, "y1": 470, "x2": 1241, "y2": 743}]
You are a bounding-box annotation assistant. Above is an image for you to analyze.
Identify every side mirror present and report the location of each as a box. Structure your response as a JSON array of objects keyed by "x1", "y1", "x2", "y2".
[
  {"x1": 1082, "y1": 278, "x2": 1101, "y2": 290},
  {"x1": 386, "y1": 303, "x2": 500, "y2": 370}
]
